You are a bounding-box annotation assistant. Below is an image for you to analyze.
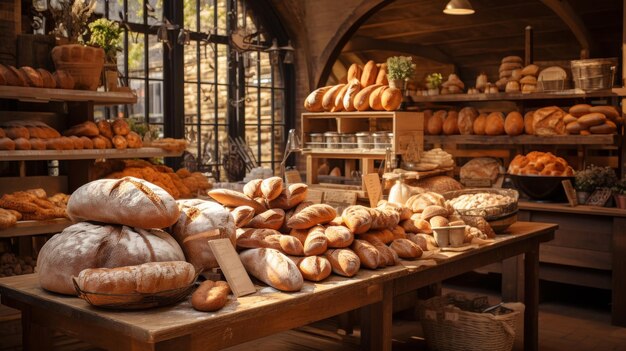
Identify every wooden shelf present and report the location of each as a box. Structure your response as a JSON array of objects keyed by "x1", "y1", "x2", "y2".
[
  {"x1": 0, "y1": 85, "x2": 137, "y2": 105},
  {"x1": 301, "y1": 111, "x2": 415, "y2": 118},
  {"x1": 424, "y1": 134, "x2": 619, "y2": 145},
  {"x1": 0, "y1": 218, "x2": 72, "y2": 238},
  {"x1": 0, "y1": 147, "x2": 183, "y2": 161},
  {"x1": 519, "y1": 200, "x2": 626, "y2": 218},
  {"x1": 302, "y1": 148, "x2": 387, "y2": 159},
  {"x1": 409, "y1": 88, "x2": 626, "y2": 103}
]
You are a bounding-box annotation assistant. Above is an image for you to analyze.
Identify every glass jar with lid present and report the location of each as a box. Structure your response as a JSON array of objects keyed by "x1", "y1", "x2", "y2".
[
  {"x1": 324, "y1": 131, "x2": 342, "y2": 149},
  {"x1": 356, "y1": 132, "x2": 372, "y2": 149},
  {"x1": 309, "y1": 133, "x2": 324, "y2": 149},
  {"x1": 341, "y1": 133, "x2": 357, "y2": 149},
  {"x1": 372, "y1": 131, "x2": 390, "y2": 150}
]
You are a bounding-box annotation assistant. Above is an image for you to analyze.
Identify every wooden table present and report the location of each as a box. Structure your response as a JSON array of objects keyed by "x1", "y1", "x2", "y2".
[{"x1": 0, "y1": 221, "x2": 555, "y2": 351}]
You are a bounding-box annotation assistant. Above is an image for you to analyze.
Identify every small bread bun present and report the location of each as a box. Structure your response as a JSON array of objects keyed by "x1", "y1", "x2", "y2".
[
  {"x1": 0, "y1": 137, "x2": 16, "y2": 150},
  {"x1": 19, "y1": 67, "x2": 43, "y2": 87},
  {"x1": 29, "y1": 138, "x2": 46, "y2": 150},
  {"x1": 112, "y1": 118, "x2": 130, "y2": 136},
  {"x1": 112, "y1": 135, "x2": 128, "y2": 149},
  {"x1": 13, "y1": 137, "x2": 31, "y2": 150},
  {"x1": 428, "y1": 110, "x2": 446, "y2": 135}
]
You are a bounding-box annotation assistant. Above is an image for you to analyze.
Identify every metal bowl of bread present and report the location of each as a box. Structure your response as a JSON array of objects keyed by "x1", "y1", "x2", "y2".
[{"x1": 443, "y1": 188, "x2": 519, "y2": 220}]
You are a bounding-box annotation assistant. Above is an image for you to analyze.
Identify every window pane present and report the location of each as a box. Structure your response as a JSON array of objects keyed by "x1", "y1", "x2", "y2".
[
  {"x1": 128, "y1": 33, "x2": 145, "y2": 78},
  {"x1": 185, "y1": 124, "x2": 200, "y2": 155},
  {"x1": 184, "y1": 41, "x2": 199, "y2": 82},
  {"x1": 217, "y1": 84, "x2": 228, "y2": 125},
  {"x1": 184, "y1": 83, "x2": 198, "y2": 124},
  {"x1": 200, "y1": 84, "x2": 215, "y2": 124},
  {"x1": 184, "y1": 0, "x2": 197, "y2": 32},
  {"x1": 199, "y1": 0, "x2": 216, "y2": 33},
  {"x1": 259, "y1": 88, "x2": 272, "y2": 124},
  {"x1": 259, "y1": 52, "x2": 272, "y2": 87},
  {"x1": 244, "y1": 51, "x2": 258, "y2": 86},
  {"x1": 200, "y1": 42, "x2": 215, "y2": 83},
  {"x1": 148, "y1": 81, "x2": 164, "y2": 124},
  {"x1": 273, "y1": 89, "x2": 284, "y2": 124},
  {"x1": 217, "y1": 0, "x2": 227, "y2": 36},
  {"x1": 147, "y1": 0, "x2": 164, "y2": 25},
  {"x1": 148, "y1": 35, "x2": 163, "y2": 79},
  {"x1": 109, "y1": 0, "x2": 124, "y2": 21},
  {"x1": 128, "y1": 0, "x2": 143, "y2": 24},
  {"x1": 245, "y1": 125, "x2": 259, "y2": 161},
  {"x1": 217, "y1": 44, "x2": 228, "y2": 84},
  {"x1": 244, "y1": 87, "x2": 258, "y2": 125},
  {"x1": 128, "y1": 79, "x2": 146, "y2": 122}
]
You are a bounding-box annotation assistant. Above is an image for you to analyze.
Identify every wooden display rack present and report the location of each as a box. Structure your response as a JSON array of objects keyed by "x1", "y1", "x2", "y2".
[{"x1": 301, "y1": 111, "x2": 424, "y2": 185}]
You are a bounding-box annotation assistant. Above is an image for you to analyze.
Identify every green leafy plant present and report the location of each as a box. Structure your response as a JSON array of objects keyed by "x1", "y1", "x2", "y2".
[
  {"x1": 574, "y1": 165, "x2": 618, "y2": 193},
  {"x1": 49, "y1": 0, "x2": 97, "y2": 44},
  {"x1": 611, "y1": 178, "x2": 626, "y2": 195},
  {"x1": 386, "y1": 56, "x2": 416, "y2": 81},
  {"x1": 87, "y1": 18, "x2": 123, "y2": 63},
  {"x1": 426, "y1": 73, "x2": 443, "y2": 89}
]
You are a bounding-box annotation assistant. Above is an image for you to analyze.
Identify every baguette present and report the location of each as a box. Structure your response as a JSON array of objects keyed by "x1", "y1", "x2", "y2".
[
  {"x1": 390, "y1": 238, "x2": 423, "y2": 259},
  {"x1": 243, "y1": 179, "x2": 263, "y2": 199},
  {"x1": 347, "y1": 64, "x2": 363, "y2": 82},
  {"x1": 191, "y1": 280, "x2": 230, "y2": 312},
  {"x1": 332, "y1": 84, "x2": 350, "y2": 112},
  {"x1": 239, "y1": 248, "x2": 303, "y2": 291},
  {"x1": 208, "y1": 188, "x2": 266, "y2": 214},
  {"x1": 287, "y1": 204, "x2": 336, "y2": 229},
  {"x1": 350, "y1": 239, "x2": 381, "y2": 269},
  {"x1": 304, "y1": 86, "x2": 332, "y2": 112},
  {"x1": 343, "y1": 78, "x2": 361, "y2": 111},
  {"x1": 261, "y1": 176, "x2": 283, "y2": 201},
  {"x1": 322, "y1": 84, "x2": 345, "y2": 112},
  {"x1": 360, "y1": 60, "x2": 379, "y2": 88},
  {"x1": 376, "y1": 63, "x2": 389, "y2": 85},
  {"x1": 368, "y1": 85, "x2": 388, "y2": 111},
  {"x1": 324, "y1": 249, "x2": 360, "y2": 277},
  {"x1": 247, "y1": 208, "x2": 285, "y2": 231},
  {"x1": 354, "y1": 84, "x2": 382, "y2": 111}
]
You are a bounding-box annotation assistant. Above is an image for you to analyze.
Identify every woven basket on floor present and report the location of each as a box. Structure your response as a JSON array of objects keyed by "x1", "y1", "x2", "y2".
[{"x1": 417, "y1": 294, "x2": 520, "y2": 351}]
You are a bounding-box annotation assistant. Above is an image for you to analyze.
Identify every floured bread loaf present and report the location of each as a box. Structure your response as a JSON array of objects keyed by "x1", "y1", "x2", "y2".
[
  {"x1": 67, "y1": 177, "x2": 180, "y2": 229},
  {"x1": 37, "y1": 222, "x2": 185, "y2": 295},
  {"x1": 239, "y1": 248, "x2": 303, "y2": 292},
  {"x1": 172, "y1": 199, "x2": 236, "y2": 272}
]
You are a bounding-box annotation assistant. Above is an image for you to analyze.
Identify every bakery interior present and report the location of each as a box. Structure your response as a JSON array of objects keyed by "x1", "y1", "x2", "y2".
[{"x1": 0, "y1": 0, "x2": 625, "y2": 350}]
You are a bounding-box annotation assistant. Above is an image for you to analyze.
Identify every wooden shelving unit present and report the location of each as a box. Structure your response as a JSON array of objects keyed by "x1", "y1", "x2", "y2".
[
  {"x1": 409, "y1": 88, "x2": 626, "y2": 103},
  {"x1": 0, "y1": 147, "x2": 183, "y2": 161},
  {"x1": 0, "y1": 86, "x2": 137, "y2": 105},
  {"x1": 424, "y1": 134, "x2": 619, "y2": 146}
]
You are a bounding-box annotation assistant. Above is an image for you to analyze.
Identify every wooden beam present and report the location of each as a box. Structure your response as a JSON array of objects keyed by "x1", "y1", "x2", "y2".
[
  {"x1": 540, "y1": 0, "x2": 595, "y2": 56},
  {"x1": 342, "y1": 36, "x2": 453, "y2": 64}
]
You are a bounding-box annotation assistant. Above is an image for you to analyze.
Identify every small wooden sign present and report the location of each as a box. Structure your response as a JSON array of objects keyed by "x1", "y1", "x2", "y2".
[
  {"x1": 306, "y1": 189, "x2": 324, "y2": 204},
  {"x1": 208, "y1": 238, "x2": 256, "y2": 297},
  {"x1": 323, "y1": 190, "x2": 357, "y2": 214},
  {"x1": 586, "y1": 187, "x2": 612, "y2": 207},
  {"x1": 461, "y1": 178, "x2": 492, "y2": 188},
  {"x1": 284, "y1": 169, "x2": 302, "y2": 184},
  {"x1": 363, "y1": 173, "x2": 382, "y2": 208},
  {"x1": 561, "y1": 180, "x2": 578, "y2": 207}
]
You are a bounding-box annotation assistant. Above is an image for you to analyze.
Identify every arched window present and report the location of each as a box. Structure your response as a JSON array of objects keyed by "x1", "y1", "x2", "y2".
[{"x1": 94, "y1": 0, "x2": 292, "y2": 181}]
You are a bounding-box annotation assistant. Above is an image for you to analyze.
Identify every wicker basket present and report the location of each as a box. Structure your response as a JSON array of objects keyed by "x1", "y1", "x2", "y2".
[
  {"x1": 571, "y1": 58, "x2": 617, "y2": 91},
  {"x1": 417, "y1": 294, "x2": 521, "y2": 351}
]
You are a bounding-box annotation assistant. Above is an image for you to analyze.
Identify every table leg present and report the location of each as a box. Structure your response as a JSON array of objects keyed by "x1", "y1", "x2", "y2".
[
  {"x1": 21, "y1": 308, "x2": 52, "y2": 351},
  {"x1": 524, "y1": 245, "x2": 540, "y2": 351},
  {"x1": 361, "y1": 283, "x2": 393, "y2": 351},
  {"x1": 501, "y1": 255, "x2": 524, "y2": 302},
  {"x1": 612, "y1": 217, "x2": 626, "y2": 326}
]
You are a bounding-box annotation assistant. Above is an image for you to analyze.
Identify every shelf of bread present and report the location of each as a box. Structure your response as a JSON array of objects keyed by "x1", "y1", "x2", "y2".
[
  {"x1": 0, "y1": 147, "x2": 183, "y2": 161},
  {"x1": 0, "y1": 218, "x2": 72, "y2": 238},
  {"x1": 0, "y1": 85, "x2": 137, "y2": 105},
  {"x1": 424, "y1": 134, "x2": 619, "y2": 145},
  {"x1": 409, "y1": 88, "x2": 626, "y2": 103}
]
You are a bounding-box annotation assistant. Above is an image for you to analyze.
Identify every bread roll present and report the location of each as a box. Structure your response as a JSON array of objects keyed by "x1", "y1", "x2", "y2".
[
  {"x1": 443, "y1": 111, "x2": 459, "y2": 135},
  {"x1": 360, "y1": 60, "x2": 379, "y2": 87},
  {"x1": 373, "y1": 243, "x2": 397, "y2": 266},
  {"x1": 521, "y1": 64, "x2": 539, "y2": 76},
  {"x1": 19, "y1": 66, "x2": 43, "y2": 87},
  {"x1": 504, "y1": 111, "x2": 524, "y2": 136},
  {"x1": 524, "y1": 111, "x2": 534, "y2": 134},
  {"x1": 321, "y1": 84, "x2": 345, "y2": 111},
  {"x1": 342, "y1": 205, "x2": 372, "y2": 234},
  {"x1": 38, "y1": 222, "x2": 186, "y2": 295},
  {"x1": 505, "y1": 80, "x2": 520, "y2": 93},
  {"x1": 294, "y1": 256, "x2": 332, "y2": 281},
  {"x1": 67, "y1": 177, "x2": 180, "y2": 229},
  {"x1": 565, "y1": 121, "x2": 583, "y2": 134},
  {"x1": 68, "y1": 135, "x2": 83, "y2": 149},
  {"x1": 354, "y1": 84, "x2": 382, "y2": 111},
  {"x1": 590, "y1": 121, "x2": 617, "y2": 134},
  {"x1": 532, "y1": 106, "x2": 566, "y2": 136},
  {"x1": 91, "y1": 136, "x2": 107, "y2": 149},
  {"x1": 589, "y1": 105, "x2": 620, "y2": 121},
  {"x1": 429, "y1": 215, "x2": 449, "y2": 228},
  {"x1": 408, "y1": 233, "x2": 438, "y2": 251},
  {"x1": 112, "y1": 135, "x2": 128, "y2": 149},
  {"x1": 232, "y1": 205, "x2": 255, "y2": 227},
  {"x1": 343, "y1": 79, "x2": 361, "y2": 111},
  {"x1": 563, "y1": 114, "x2": 577, "y2": 124},
  {"x1": 243, "y1": 178, "x2": 263, "y2": 199},
  {"x1": 112, "y1": 118, "x2": 130, "y2": 136},
  {"x1": 569, "y1": 104, "x2": 591, "y2": 117},
  {"x1": 376, "y1": 63, "x2": 389, "y2": 85},
  {"x1": 304, "y1": 86, "x2": 332, "y2": 112},
  {"x1": 369, "y1": 86, "x2": 388, "y2": 111},
  {"x1": 125, "y1": 131, "x2": 142, "y2": 148},
  {"x1": 381, "y1": 87, "x2": 402, "y2": 111},
  {"x1": 347, "y1": 64, "x2": 363, "y2": 82},
  {"x1": 80, "y1": 136, "x2": 94, "y2": 149},
  {"x1": 390, "y1": 239, "x2": 423, "y2": 259},
  {"x1": 324, "y1": 249, "x2": 360, "y2": 277},
  {"x1": 5, "y1": 126, "x2": 29, "y2": 139},
  {"x1": 519, "y1": 75, "x2": 537, "y2": 85},
  {"x1": 428, "y1": 110, "x2": 446, "y2": 135},
  {"x1": 53, "y1": 70, "x2": 75, "y2": 89},
  {"x1": 96, "y1": 120, "x2": 113, "y2": 138},
  {"x1": 38, "y1": 68, "x2": 56, "y2": 88},
  {"x1": 350, "y1": 239, "x2": 381, "y2": 269},
  {"x1": 485, "y1": 112, "x2": 505, "y2": 135},
  {"x1": 458, "y1": 107, "x2": 478, "y2": 135},
  {"x1": 287, "y1": 204, "x2": 336, "y2": 229},
  {"x1": 248, "y1": 208, "x2": 285, "y2": 231},
  {"x1": 64, "y1": 121, "x2": 99, "y2": 137},
  {"x1": 521, "y1": 84, "x2": 536, "y2": 94},
  {"x1": 29, "y1": 138, "x2": 46, "y2": 150},
  {"x1": 577, "y1": 113, "x2": 606, "y2": 128},
  {"x1": 473, "y1": 113, "x2": 487, "y2": 135},
  {"x1": 239, "y1": 248, "x2": 303, "y2": 292},
  {"x1": 332, "y1": 84, "x2": 350, "y2": 112},
  {"x1": 209, "y1": 188, "x2": 266, "y2": 214},
  {"x1": 14, "y1": 137, "x2": 31, "y2": 150},
  {"x1": 420, "y1": 205, "x2": 449, "y2": 221},
  {"x1": 191, "y1": 280, "x2": 230, "y2": 312},
  {"x1": 303, "y1": 225, "x2": 328, "y2": 256},
  {"x1": 324, "y1": 225, "x2": 354, "y2": 248},
  {"x1": 261, "y1": 176, "x2": 283, "y2": 201}
]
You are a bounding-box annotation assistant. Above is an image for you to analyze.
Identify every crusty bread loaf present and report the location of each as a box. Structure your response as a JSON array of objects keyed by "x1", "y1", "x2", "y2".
[
  {"x1": 376, "y1": 63, "x2": 389, "y2": 85},
  {"x1": 429, "y1": 215, "x2": 449, "y2": 228},
  {"x1": 390, "y1": 238, "x2": 423, "y2": 259},
  {"x1": 191, "y1": 280, "x2": 230, "y2": 312},
  {"x1": 590, "y1": 121, "x2": 617, "y2": 134},
  {"x1": 390, "y1": 225, "x2": 407, "y2": 240},
  {"x1": 524, "y1": 111, "x2": 535, "y2": 134},
  {"x1": 343, "y1": 78, "x2": 361, "y2": 112},
  {"x1": 485, "y1": 112, "x2": 505, "y2": 135},
  {"x1": 405, "y1": 192, "x2": 446, "y2": 213},
  {"x1": 569, "y1": 104, "x2": 591, "y2": 117},
  {"x1": 332, "y1": 84, "x2": 350, "y2": 112},
  {"x1": 373, "y1": 243, "x2": 397, "y2": 267},
  {"x1": 243, "y1": 179, "x2": 263, "y2": 199},
  {"x1": 505, "y1": 111, "x2": 524, "y2": 136},
  {"x1": 38, "y1": 68, "x2": 56, "y2": 88},
  {"x1": 64, "y1": 121, "x2": 99, "y2": 137},
  {"x1": 292, "y1": 255, "x2": 332, "y2": 281},
  {"x1": 589, "y1": 105, "x2": 620, "y2": 121},
  {"x1": 421, "y1": 205, "x2": 449, "y2": 221},
  {"x1": 460, "y1": 157, "x2": 501, "y2": 181},
  {"x1": 565, "y1": 121, "x2": 583, "y2": 134},
  {"x1": 14, "y1": 137, "x2": 31, "y2": 150},
  {"x1": 267, "y1": 183, "x2": 308, "y2": 210},
  {"x1": 236, "y1": 228, "x2": 280, "y2": 249},
  {"x1": 473, "y1": 113, "x2": 487, "y2": 135},
  {"x1": 261, "y1": 177, "x2": 283, "y2": 201},
  {"x1": 20, "y1": 66, "x2": 43, "y2": 87},
  {"x1": 239, "y1": 248, "x2": 303, "y2": 291},
  {"x1": 173, "y1": 199, "x2": 236, "y2": 272},
  {"x1": 232, "y1": 205, "x2": 255, "y2": 227},
  {"x1": 457, "y1": 107, "x2": 479, "y2": 135},
  {"x1": 443, "y1": 111, "x2": 460, "y2": 135},
  {"x1": 377, "y1": 201, "x2": 412, "y2": 221},
  {"x1": 354, "y1": 84, "x2": 382, "y2": 111},
  {"x1": 368, "y1": 86, "x2": 388, "y2": 111},
  {"x1": 368, "y1": 207, "x2": 400, "y2": 230},
  {"x1": 303, "y1": 225, "x2": 328, "y2": 256},
  {"x1": 408, "y1": 233, "x2": 438, "y2": 251},
  {"x1": 322, "y1": 84, "x2": 345, "y2": 112},
  {"x1": 324, "y1": 249, "x2": 360, "y2": 277},
  {"x1": 53, "y1": 70, "x2": 75, "y2": 89},
  {"x1": 381, "y1": 87, "x2": 402, "y2": 111},
  {"x1": 324, "y1": 225, "x2": 354, "y2": 248},
  {"x1": 532, "y1": 106, "x2": 566, "y2": 136},
  {"x1": 287, "y1": 204, "x2": 336, "y2": 229},
  {"x1": 347, "y1": 64, "x2": 363, "y2": 82},
  {"x1": 428, "y1": 110, "x2": 446, "y2": 135},
  {"x1": 360, "y1": 229, "x2": 395, "y2": 245},
  {"x1": 521, "y1": 64, "x2": 539, "y2": 76},
  {"x1": 38, "y1": 222, "x2": 185, "y2": 295},
  {"x1": 350, "y1": 239, "x2": 381, "y2": 269},
  {"x1": 304, "y1": 86, "x2": 332, "y2": 112},
  {"x1": 67, "y1": 177, "x2": 180, "y2": 229},
  {"x1": 209, "y1": 188, "x2": 266, "y2": 214},
  {"x1": 577, "y1": 113, "x2": 606, "y2": 128},
  {"x1": 342, "y1": 205, "x2": 372, "y2": 234},
  {"x1": 0, "y1": 137, "x2": 15, "y2": 150},
  {"x1": 563, "y1": 114, "x2": 577, "y2": 125},
  {"x1": 360, "y1": 60, "x2": 379, "y2": 88}
]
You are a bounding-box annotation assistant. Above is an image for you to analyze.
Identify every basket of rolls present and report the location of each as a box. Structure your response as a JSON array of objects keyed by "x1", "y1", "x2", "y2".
[
  {"x1": 507, "y1": 151, "x2": 574, "y2": 202},
  {"x1": 443, "y1": 188, "x2": 519, "y2": 233}
]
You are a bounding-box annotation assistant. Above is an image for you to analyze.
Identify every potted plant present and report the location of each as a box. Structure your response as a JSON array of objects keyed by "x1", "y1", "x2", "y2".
[
  {"x1": 386, "y1": 56, "x2": 416, "y2": 90},
  {"x1": 426, "y1": 73, "x2": 443, "y2": 96},
  {"x1": 575, "y1": 165, "x2": 618, "y2": 204},
  {"x1": 612, "y1": 179, "x2": 626, "y2": 209},
  {"x1": 87, "y1": 18, "x2": 123, "y2": 90},
  {"x1": 49, "y1": 0, "x2": 104, "y2": 90}
]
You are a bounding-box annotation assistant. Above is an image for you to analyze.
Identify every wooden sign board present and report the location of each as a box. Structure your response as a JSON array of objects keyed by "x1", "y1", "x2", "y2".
[
  {"x1": 561, "y1": 180, "x2": 578, "y2": 207},
  {"x1": 586, "y1": 187, "x2": 612, "y2": 207},
  {"x1": 306, "y1": 189, "x2": 324, "y2": 204},
  {"x1": 323, "y1": 190, "x2": 357, "y2": 214},
  {"x1": 284, "y1": 170, "x2": 302, "y2": 185},
  {"x1": 461, "y1": 178, "x2": 492, "y2": 188},
  {"x1": 208, "y1": 238, "x2": 256, "y2": 297},
  {"x1": 363, "y1": 173, "x2": 382, "y2": 208}
]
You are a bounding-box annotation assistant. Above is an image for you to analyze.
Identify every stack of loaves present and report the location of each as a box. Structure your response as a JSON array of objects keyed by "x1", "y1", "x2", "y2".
[
  {"x1": 64, "y1": 119, "x2": 143, "y2": 150},
  {"x1": 441, "y1": 74, "x2": 465, "y2": 95},
  {"x1": 0, "y1": 189, "x2": 68, "y2": 229},
  {"x1": 0, "y1": 120, "x2": 62, "y2": 150},
  {"x1": 37, "y1": 177, "x2": 234, "y2": 312},
  {"x1": 497, "y1": 56, "x2": 523, "y2": 92},
  {"x1": 519, "y1": 64, "x2": 539, "y2": 94},
  {"x1": 564, "y1": 104, "x2": 620, "y2": 135},
  {"x1": 0, "y1": 64, "x2": 74, "y2": 89},
  {"x1": 303, "y1": 61, "x2": 402, "y2": 112}
]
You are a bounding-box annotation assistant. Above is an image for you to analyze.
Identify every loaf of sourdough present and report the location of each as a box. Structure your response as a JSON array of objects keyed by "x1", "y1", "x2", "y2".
[
  {"x1": 67, "y1": 177, "x2": 180, "y2": 229},
  {"x1": 239, "y1": 248, "x2": 303, "y2": 291},
  {"x1": 532, "y1": 106, "x2": 566, "y2": 136},
  {"x1": 287, "y1": 204, "x2": 336, "y2": 229},
  {"x1": 76, "y1": 261, "x2": 195, "y2": 300},
  {"x1": 407, "y1": 176, "x2": 463, "y2": 194},
  {"x1": 172, "y1": 199, "x2": 236, "y2": 272},
  {"x1": 460, "y1": 157, "x2": 501, "y2": 181},
  {"x1": 37, "y1": 222, "x2": 185, "y2": 295},
  {"x1": 324, "y1": 249, "x2": 360, "y2": 277}
]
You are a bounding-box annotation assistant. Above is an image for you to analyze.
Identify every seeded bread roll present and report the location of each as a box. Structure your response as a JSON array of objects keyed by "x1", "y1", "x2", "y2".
[
  {"x1": 191, "y1": 280, "x2": 230, "y2": 312},
  {"x1": 67, "y1": 177, "x2": 180, "y2": 229},
  {"x1": 239, "y1": 248, "x2": 303, "y2": 292},
  {"x1": 324, "y1": 249, "x2": 360, "y2": 277},
  {"x1": 261, "y1": 176, "x2": 283, "y2": 201},
  {"x1": 287, "y1": 204, "x2": 337, "y2": 229}
]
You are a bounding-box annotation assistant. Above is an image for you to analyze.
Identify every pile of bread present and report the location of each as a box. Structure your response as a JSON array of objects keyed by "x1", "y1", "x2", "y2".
[
  {"x1": 37, "y1": 177, "x2": 236, "y2": 312},
  {"x1": 98, "y1": 159, "x2": 211, "y2": 199},
  {"x1": 0, "y1": 188, "x2": 69, "y2": 229},
  {"x1": 441, "y1": 74, "x2": 465, "y2": 95},
  {"x1": 508, "y1": 151, "x2": 574, "y2": 176},
  {"x1": 304, "y1": 61, "x2": 402, "y2": 112},
  {"x1": 64, "y1": 119, "x2": 143, "y2": 149},
  {"x1": 0, "y1": 252, "x2": 35, "y2": 278},
  {"x1": 0, "y1": 64, "x2": 74, "y2": 89},
  {"x1": 423, "y1": 104, "x2": 620, "y2": 136}
]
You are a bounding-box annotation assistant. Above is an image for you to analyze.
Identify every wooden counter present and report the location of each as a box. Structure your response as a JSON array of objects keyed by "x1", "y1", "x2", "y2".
[{"x1": 0, "y1": 222, "x2": 555, "y2": 351}]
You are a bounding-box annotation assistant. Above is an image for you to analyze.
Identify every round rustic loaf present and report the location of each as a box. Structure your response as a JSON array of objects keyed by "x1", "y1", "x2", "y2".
[
  {"x1": 504, "y1": 111, "x2": 524, "y2": 136},
  {"x1": 37, "y1": 222, "x2": 185, "y2": 295},
  {"x1": 473, "y1": 113, "x2": 488, "y2": 135},
  {"x1": 485, "y1": 112, "x2": 505, "y2": 135},
  {"x1": 381, "y1": 87, "x2": 402, "y2": 111},
  {"x1": 443, "y1": 111, "x2": 459, "y2": 135},
  {"x1": 428, "y1": 110, "x2": 446, "y2": 135},
  {"x1": 458, "y1": 107, "x2": 478, "y2": 135}
]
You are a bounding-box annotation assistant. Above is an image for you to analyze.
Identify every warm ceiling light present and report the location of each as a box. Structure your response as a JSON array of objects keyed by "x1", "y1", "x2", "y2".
[{"x1": 443, "y1": 0, "x2": 475, "y2": 15}]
